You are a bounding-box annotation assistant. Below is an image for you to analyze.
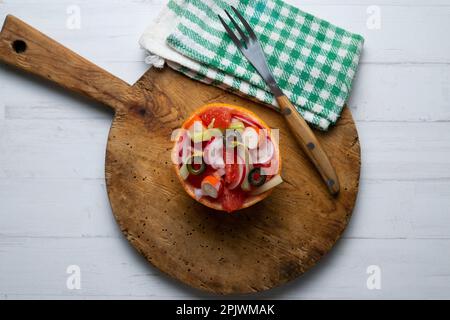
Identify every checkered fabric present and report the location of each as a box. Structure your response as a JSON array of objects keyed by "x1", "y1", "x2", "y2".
[{"x1": 164, "y1": 0, "x2": 364, "y2": 130}]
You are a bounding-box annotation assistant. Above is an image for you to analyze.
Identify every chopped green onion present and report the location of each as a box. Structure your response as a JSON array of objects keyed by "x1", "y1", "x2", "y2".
[
  {"x1": 202, "y1": 128, "x2": 223, "y2": 141},
  {"x1": 229, "y1": 120, "x2": 245, "y2": 131},
  {"x1": 180, "y1": 163, "x2": 189, "y2": 180},
  {"x1": 250, "y1": 175, "x2": 283, "y2": 196}
]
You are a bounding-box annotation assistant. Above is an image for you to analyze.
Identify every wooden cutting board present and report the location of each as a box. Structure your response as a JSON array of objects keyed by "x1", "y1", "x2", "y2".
[{"x1": 0, "y1": 15, "x2": 360, "y2": 295}]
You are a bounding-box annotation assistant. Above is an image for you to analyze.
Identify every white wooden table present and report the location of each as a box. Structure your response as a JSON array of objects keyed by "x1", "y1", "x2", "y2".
[{"x1": 1, "y1": 0, "x2": 449, "y2": 299}]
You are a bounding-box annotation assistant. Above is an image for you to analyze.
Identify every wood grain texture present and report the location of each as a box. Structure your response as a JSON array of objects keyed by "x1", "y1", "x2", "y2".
[
  {"x1": 0, "y1": 15, "x2": 360, "y2": 294},
  {"x1": 1, "y1": 237, "x2": 449, "y2": 300},
  {"x1": 0, "y1": 15, "x2": 132, "y2": 112},
  {"x1": 105, "y1": 68, "x2": 360, "y2": 294},
  {"x1": 1, "y1": 0, "x2": 449, "y2": 299}
]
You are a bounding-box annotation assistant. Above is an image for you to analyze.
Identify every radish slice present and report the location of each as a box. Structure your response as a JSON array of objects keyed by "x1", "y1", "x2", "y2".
[
  {"x1": 249, "y1": 148, "x2": 258, "y2": 164},
  {"x1": 242, "y1": 127, "x2": 259, "y2": 149},
  {"x1": 204, "y1": 138, "x2": 224, "y2": 169},
  {"x1": 215, "y1": 168, "x2": 226, "y2": 177},
  {"x1": 228, "y1": 156, "x2": 245, "y2": 190},
  {"x1": 172, "y1": 131, "x2": 189, "y2": 165},
  {"x1": 178, "y1": 145, "x2": 193, "y2": 167},
  {"x1": 256, "y1": 138, "x2": 274, "y2": 165},
  {"x1": 250, "y1": 175, "x2": 283, "y2": 196},
  {"x1": 233, "y1": 114, "x2": 262, "y2": 129},
  {"x1": 171, "y1": 147, "x2": 181, "y2": 165}
]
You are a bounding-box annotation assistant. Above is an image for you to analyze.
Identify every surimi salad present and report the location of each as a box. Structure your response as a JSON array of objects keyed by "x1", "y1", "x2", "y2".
[{"x1": 172, "y1": 104, "x2": 283, "y2": 213}]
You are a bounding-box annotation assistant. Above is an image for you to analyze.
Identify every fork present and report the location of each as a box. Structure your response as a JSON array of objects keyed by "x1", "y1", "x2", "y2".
[{"x1": 218, "y1": 6, "x2": 340, "y2": 195}]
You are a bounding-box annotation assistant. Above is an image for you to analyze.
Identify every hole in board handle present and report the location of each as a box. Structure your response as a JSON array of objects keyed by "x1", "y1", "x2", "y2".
[{"x1": 12, "y1": 40, "x2": 27, "y2": 53}]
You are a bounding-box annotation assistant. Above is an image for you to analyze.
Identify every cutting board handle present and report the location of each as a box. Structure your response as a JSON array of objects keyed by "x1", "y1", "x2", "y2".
[{"x1": 0, "y1": 15, "x2": 132, "y2": 112}]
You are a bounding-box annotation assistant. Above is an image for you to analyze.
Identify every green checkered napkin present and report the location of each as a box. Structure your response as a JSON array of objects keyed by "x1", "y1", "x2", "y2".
[{"x1": 165, "y1": 0, "x2": 364, "y2": 130}]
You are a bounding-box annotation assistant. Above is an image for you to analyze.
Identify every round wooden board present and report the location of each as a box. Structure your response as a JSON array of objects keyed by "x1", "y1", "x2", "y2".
[
  {"x1": 105, "y1": 67, "x2": 361, "y2": 295},
  {"x1": 0, "y1": 16, "x2": 360, "y2": 295}
]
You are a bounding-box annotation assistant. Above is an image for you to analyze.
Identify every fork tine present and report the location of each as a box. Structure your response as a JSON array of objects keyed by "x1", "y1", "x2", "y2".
[
  {"x1": 230, "y1": 6, "x2": 257, "y2": 41},
  {"x1": 218, "y1": 14, "x2": 243, "y2": 50},
  {"x1": 224, "y1": 10, "x2": 249, "y2": 44}
]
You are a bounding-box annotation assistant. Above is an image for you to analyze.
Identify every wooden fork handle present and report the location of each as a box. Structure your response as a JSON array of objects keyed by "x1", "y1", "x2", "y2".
[{"x1": 276, "y1": 95, "x2": 340, "y2": 195}]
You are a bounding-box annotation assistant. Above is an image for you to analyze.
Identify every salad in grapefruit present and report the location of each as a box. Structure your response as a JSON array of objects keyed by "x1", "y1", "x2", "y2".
[{"x1": 172, "y1": 104, "x2": 283, "y2": 213}]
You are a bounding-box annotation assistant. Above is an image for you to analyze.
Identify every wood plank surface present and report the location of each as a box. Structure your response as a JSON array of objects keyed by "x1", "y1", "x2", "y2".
[
  {"x1": 1, "y1": 0, "x2": 450, "y2": 299},
  {"x1": 0, "y1": 14, "x2": 360, "y2": 294}
]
